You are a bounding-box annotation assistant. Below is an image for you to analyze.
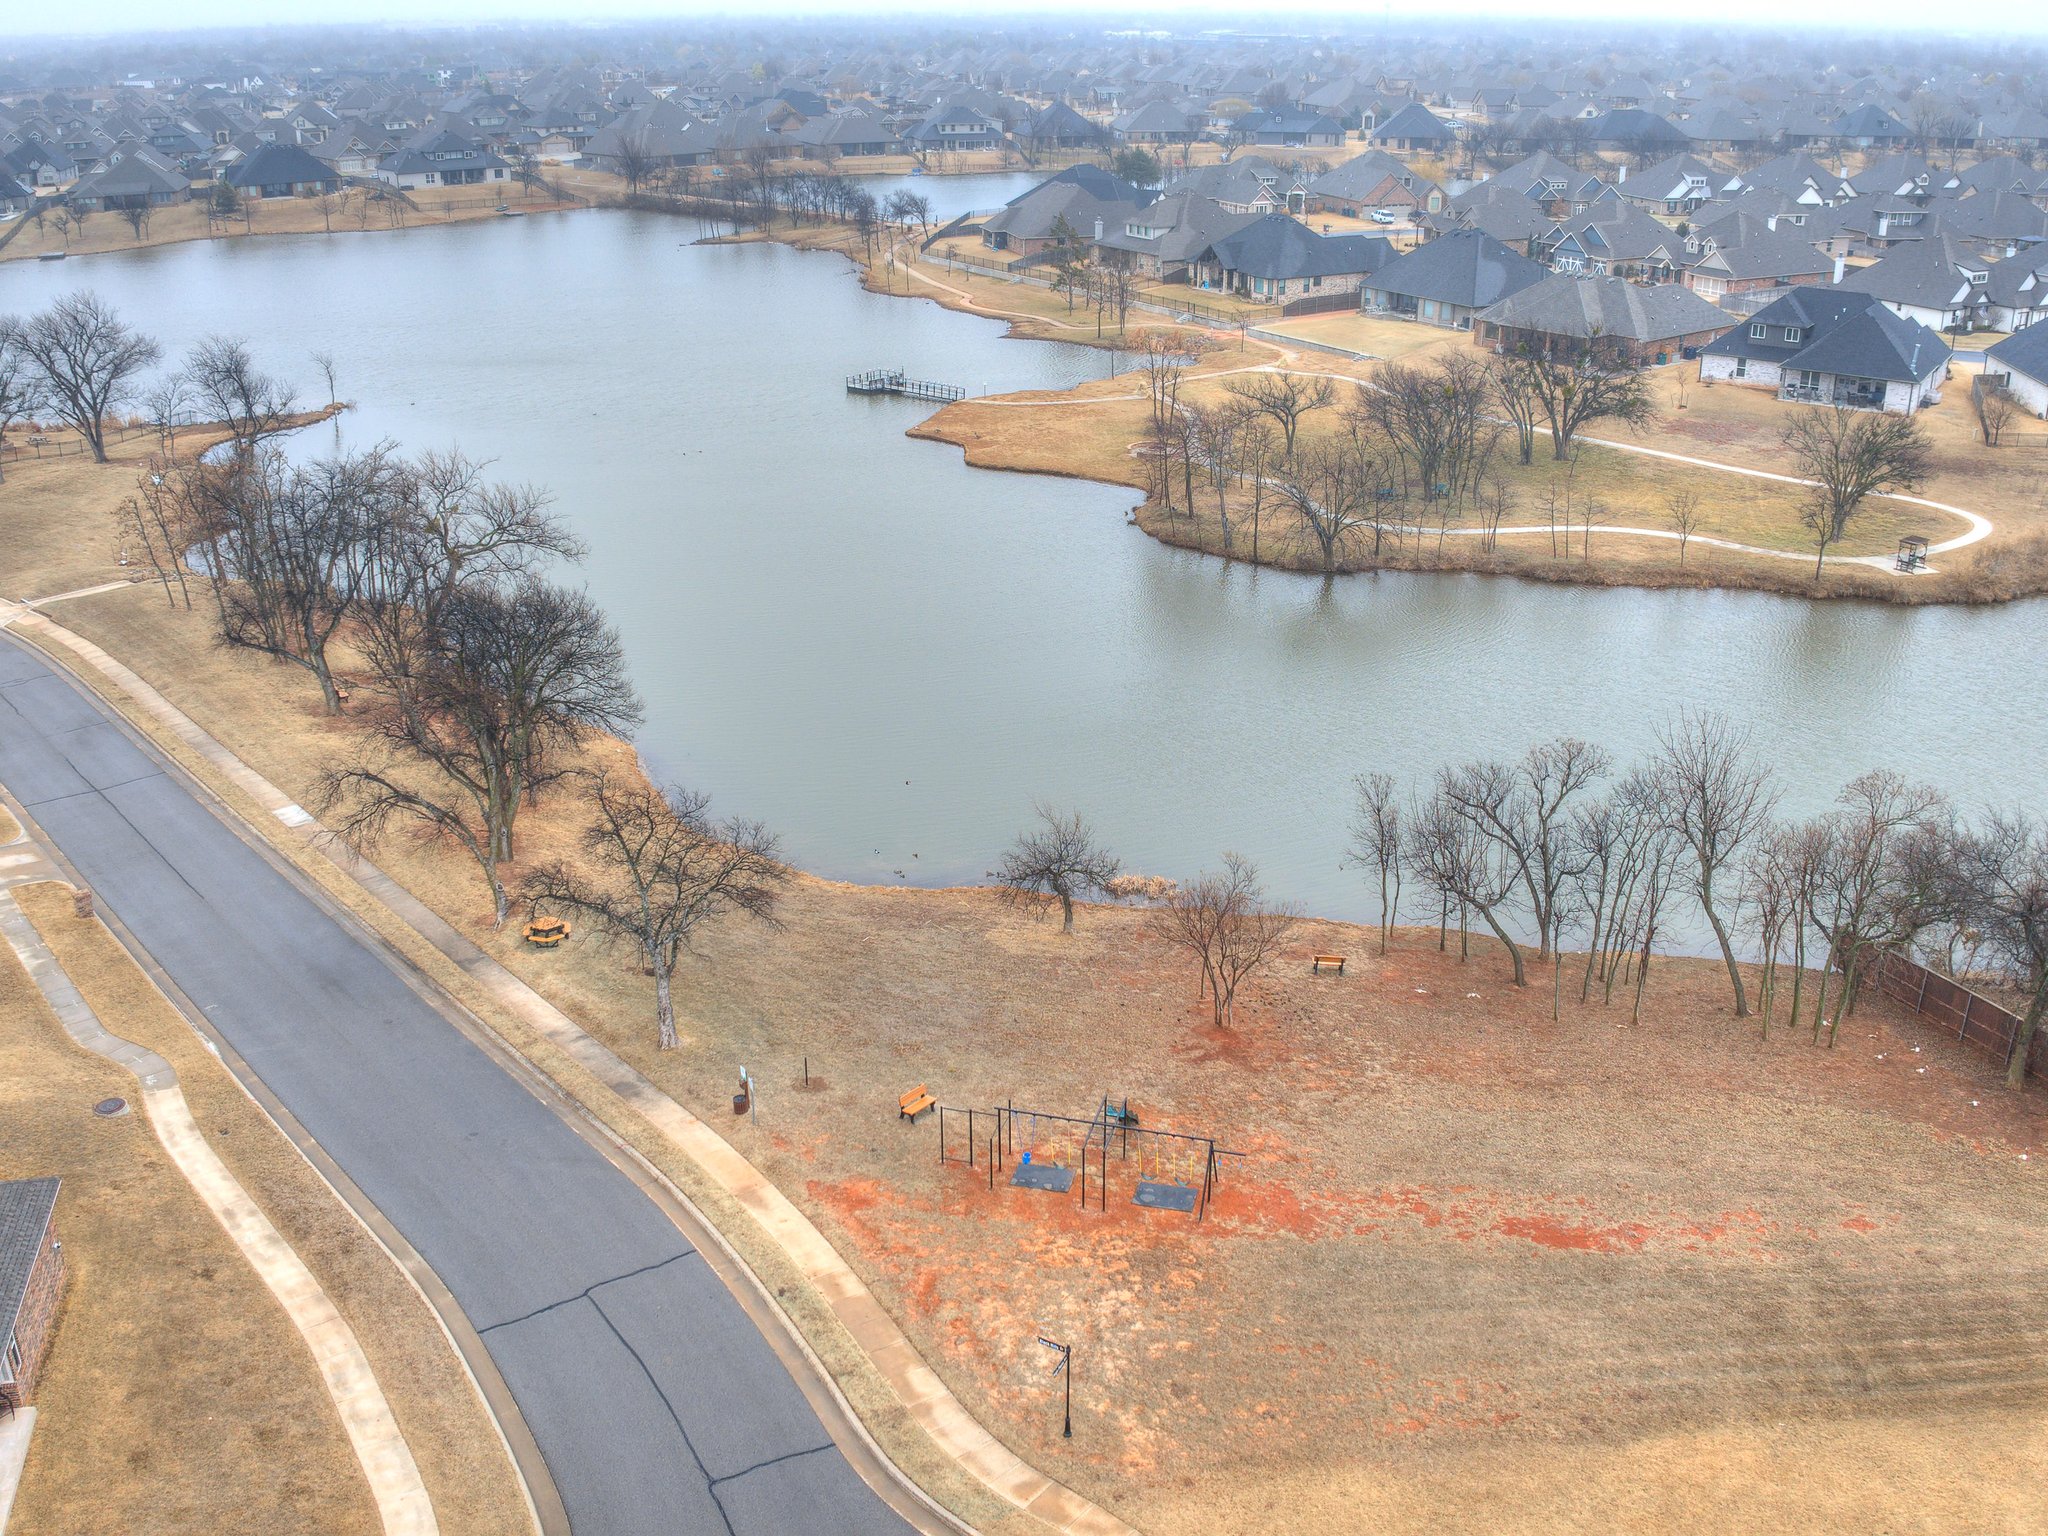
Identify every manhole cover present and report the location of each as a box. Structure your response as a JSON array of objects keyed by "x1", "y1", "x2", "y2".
[{"x1": 93, "y1": 1096, "x2": 130, "y2": 1117}]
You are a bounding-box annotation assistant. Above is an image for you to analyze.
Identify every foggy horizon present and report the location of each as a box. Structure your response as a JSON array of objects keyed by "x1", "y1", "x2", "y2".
[{"x1": 13, "y1": 2, "x2": 2048, "y2": 45}]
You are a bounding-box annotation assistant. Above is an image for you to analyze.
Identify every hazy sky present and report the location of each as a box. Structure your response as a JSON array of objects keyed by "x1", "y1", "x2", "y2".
[{"x1": 21, "y1": 0, "x2": 2048, "y2": 41}]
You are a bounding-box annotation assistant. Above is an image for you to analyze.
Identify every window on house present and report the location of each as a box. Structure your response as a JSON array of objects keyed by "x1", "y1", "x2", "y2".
[
  {"x1": 1733, "y1": 357, "x2": 1748, "y2": 378},
  {"x1": 1750, "y1": 322, "x2": 1767, "y2": 339},
  {"x1": 1784, "y1": 327, "x2": 1802, "y2": 342}
]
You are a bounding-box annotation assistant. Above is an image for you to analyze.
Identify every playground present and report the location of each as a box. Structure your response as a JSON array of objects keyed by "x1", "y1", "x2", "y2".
[{"x1": 486, "y1": 874, "x2": 2048, "y2": 1534}]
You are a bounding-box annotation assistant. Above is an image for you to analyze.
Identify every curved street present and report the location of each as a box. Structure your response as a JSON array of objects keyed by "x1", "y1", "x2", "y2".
[{"x1": 0, "y1": 628, "x2": 918, "y2": 1536}]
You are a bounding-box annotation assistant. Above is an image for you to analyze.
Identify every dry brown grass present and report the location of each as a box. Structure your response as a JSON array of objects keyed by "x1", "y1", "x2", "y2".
[
  {"x1": 0, "y1": 427, "x2": 165, "y2": 599},
  {"x1": 17, "y1": 455, "x2": 2048, "y2": 1533},
  {"x1": 0, "y1": 913, "x2": 380, "y2": 1536},
  {"x1": 8, "y1": 882, "x2": 531, "y2": 1536},
  {"x1": 754, "y1": 214, "x2": 2048, "y2": 603},
  {"x1": 18, "y1": 575, "x2": 1037, "y2": 1535},
  {"x1": 0, "y1": 179, "x2": 578, "y2": 266}
]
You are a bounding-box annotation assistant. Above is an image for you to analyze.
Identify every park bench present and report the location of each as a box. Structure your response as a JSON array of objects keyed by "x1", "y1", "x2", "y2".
[
  {"x1": 523, "y1": 916, "x2": 570, "y2": 949},
  {"x1": 1311, "y1": 954, "x2": 1347, "y2": 975},
  {"x1": 899, "y1": 1084, "x2": 936, "y2": 1122}
]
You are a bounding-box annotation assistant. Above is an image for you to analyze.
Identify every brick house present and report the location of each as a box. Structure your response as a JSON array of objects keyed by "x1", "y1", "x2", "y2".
[{"x1": 1, "y1": 1178, "x2": 64, "y2": 1410}]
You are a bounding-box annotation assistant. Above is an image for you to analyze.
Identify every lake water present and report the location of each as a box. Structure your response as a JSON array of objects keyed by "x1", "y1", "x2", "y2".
[{"x1": 4, "y1": 209, "x2": 2044, "y2": 933}]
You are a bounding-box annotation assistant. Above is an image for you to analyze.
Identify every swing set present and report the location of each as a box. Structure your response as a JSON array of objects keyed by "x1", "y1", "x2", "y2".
[{"x1": 935, "y1": 1095, "x2": 1234, "y2": 1220}]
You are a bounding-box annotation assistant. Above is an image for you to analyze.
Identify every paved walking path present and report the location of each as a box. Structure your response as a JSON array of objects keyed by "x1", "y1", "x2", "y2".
[
  {"x1": 1, "y1": 600, "x2": 1138, "y2": 1536},
  {"x1": 0, "y1": 832, "x2": 435, "y2": 1536},
  {"x1": 943, "y1": 356, "x2": 1990, "y2": 572}
]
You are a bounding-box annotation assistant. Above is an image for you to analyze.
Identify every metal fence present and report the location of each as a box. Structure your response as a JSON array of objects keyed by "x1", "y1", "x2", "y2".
[{"x1": 1864, "y1": 950, "x2": 2044, "y2": 1082}]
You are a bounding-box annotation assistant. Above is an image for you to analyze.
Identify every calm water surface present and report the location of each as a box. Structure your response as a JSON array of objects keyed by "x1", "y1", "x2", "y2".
[{"x1": 4, "y1": 209, "x2": 2043, "y2": 928}]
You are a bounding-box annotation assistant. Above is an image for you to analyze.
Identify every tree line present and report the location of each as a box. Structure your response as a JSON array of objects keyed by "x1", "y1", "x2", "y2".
[
  {"x1": 105, "y1": 330, "x2": 783, "y2": 1051},
  {"x1": 1129, "y1": 335, "x2": 1930, "y2": 581},
  {"x1": 996, "y1": 714, "x2": 2046, "y2": 1089}
]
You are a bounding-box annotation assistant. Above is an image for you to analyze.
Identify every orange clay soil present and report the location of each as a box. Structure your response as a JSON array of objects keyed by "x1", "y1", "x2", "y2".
[{"x1": 13, "y1": 373, "x2": 2048, "y2": 1536}]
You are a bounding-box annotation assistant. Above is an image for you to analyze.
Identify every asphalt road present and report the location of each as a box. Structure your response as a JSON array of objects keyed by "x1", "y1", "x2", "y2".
[{"x1": 0, "y1": 630, "x2": 913, "y2": 1536}]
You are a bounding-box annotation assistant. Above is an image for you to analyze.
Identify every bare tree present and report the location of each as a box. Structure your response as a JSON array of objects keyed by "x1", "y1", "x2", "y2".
[
  {"x1": 1226, "y1": 370, "x2": 1335, "y2": 456},
  {"x1": 1272, "y1": 437, "x2": 1377, "y2": 572},
  {"x1": 321, "y1": 575, "x2": 642, "y2": 925},
  {"x1": 1153, "y1": 853, "x2": 1299, "y2": 1028},
  {"x1": 1409, "y1": 784, "x2": 1529, "y2": 985},
  {"x1": 1133, "y1": 330, "x2": 1205, "y2": 434},
  {"x1": 1569, "y1": 769, "x2": 1671, "y2": 1007},
  {"x1": 1950, "y1": 811, "x2": 2048, "y2": 1088},
  {"x1": 1478, "y1": 475, "x2": 1514, "y2": 552},
  {"x1": 1188, "y1": 402, "x2": 1240, "y2": 552},
  {"x1": 613, "y1": 131, "x2": 658, "y2": 197},
  {"x1": 1438, "y1": 738, "x2": 1609, "y2": 959},
  {"x1": 1359, "y1": 354, "x2": 1496, "y2": 503},
  {"x1": 1780, "y1": 405, "x2": 1930, "y2": 578},
  {"x1": 1974, "y1": 378, "x2": 2019, "y2": 447},
  {"x1": 1097, "y1": 264, "x2": 1138, "y2": 336},
  {"x1": 992, "y1": 803, "x2": 1122, "y2": 932},
  {"x1": 1498, "y1": 333, "x2": 1657, "y2": 460},
  {"x1": 524, "y1": 771, "x2": 786, "y2": 1049},
  {"x1": 189, "y1": 445, "x2": 399, "y2": 710},
  {"x1": 1346, "y1": 771, "x2": 1403, "y2": 954},
  {"x1": 0, "y1": 319, "x2": 35, "y2": 483},
  {"x1": 1234, "y1": 409, "x2": 1278, "y2": 564},
  {"x1": 1802, "y1": 772, "x2": 1947, "y2": 1047},
  {"x1": 1047, "y1": 214, "x2": 1088, "y2": 311},
  {"x1": 119, "y1": 202, "x2": 152, "y2": 241},
  {"x1": 350, "y1": 449, "x2": 586, "y2": 734},
  {"x1": 139, "y1": 369, "x2": 193, "y2": 454},
  {"x1": 184, "y1": 334, "x2": 297, "y2": 448},
  {"x1": 310, "y1": 350, "x2": 339, "y2": 407},
  {"x1": 1665, "y1": 486, "x2": 1704, "y2": 564},
  {"x1": 120, "y1": 457, "x2": 199, "y2": 608},
  {"x1": 1654, "y1": 710, "x2": 1779, "y2": 1016},
  {"x1": 1493, "y1": 356, "x2": 1544, "y2": 466},
  {"x1": 10, "y1": 290, "x2": 162, "y2": 461}
]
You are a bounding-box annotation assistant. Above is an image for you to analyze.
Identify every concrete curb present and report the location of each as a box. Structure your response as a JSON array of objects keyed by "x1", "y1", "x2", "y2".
[
  {"x1": 0, "y1": 872, "x2": 435, "y2": 1536},
  {"x1": 6, "y1": 603, "x2": 1141, "y2": 1535}
]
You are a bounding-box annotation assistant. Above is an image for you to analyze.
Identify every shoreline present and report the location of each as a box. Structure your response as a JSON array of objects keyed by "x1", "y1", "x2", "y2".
[
  {"x1": 9, "y1": 184, "x2": 2043, "y2": 607},
  {"x1": 746, "y1": 217, "x2": 2048, "y2": 608}
]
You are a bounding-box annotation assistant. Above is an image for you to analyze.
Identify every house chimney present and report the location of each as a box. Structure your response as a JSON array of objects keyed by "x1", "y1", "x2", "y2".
[
  {"x1": 1617, "y1": 163, "x2": 1627, "y2": 183},
  {"x1": 1832, "y1": 253, "x2": 1845, "y2": 284},
  {"x1": 1094, "y1": 217, "x2": 1104, "y2": 241},
  {"x1": 1766, "y1": 213, "x2": 1777, "y2": 231}
]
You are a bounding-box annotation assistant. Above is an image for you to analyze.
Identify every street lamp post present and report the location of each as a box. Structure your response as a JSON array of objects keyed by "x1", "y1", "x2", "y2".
[{"x1": 1037, "y1": 1335, "x2": 1072, "y2": 1438}]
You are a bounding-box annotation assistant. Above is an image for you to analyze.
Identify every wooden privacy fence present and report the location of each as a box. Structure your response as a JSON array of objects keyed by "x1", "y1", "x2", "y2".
[{"x1": 1865, "y1": 950, "x2": 2044, "y2": 1082}]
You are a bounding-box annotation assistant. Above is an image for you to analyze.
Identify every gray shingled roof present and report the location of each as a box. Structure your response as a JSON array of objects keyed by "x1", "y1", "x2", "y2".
[
  {"x1": 1365, "y1": 226, "x2": 1548, "y2": 309},
  {"x1": 1700, "y1": 289, "x2": 1949, "y2": 383},
  {"x1": 1985, "y1": 321, "x2": 2048, "y2": 385},
  {"x1": 0, "y1": 1177, "x2": 59, "y2": 1374},
  {"x1": 1203, "y1": 214, "x2": 1394, "y2": 280},
  {"x1": 1477, "y1": 273, "x2": 1731, "y2": 343}
]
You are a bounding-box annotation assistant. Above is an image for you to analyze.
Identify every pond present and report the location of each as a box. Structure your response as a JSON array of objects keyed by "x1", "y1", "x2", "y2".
[{"x1": 4, "y1": 210, "x2": 2043, "y2": 936}]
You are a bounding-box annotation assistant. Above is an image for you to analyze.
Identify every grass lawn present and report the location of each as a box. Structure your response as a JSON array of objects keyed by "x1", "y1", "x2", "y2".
[
  {"x1": 0, "y1": 909, "x2": 380, "y2": 1536},
  {"x1": 15, "y1": 453, "x2": 2048, "y2": 1535},
  {"x1": 6, "y1": 882, "x2": 531, "y2": 1536}
]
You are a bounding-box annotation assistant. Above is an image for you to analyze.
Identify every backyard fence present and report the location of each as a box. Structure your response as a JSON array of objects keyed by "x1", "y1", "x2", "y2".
[
  {"x1": 1864, "y1": 950, "x2": 2044, "y2": 1082},
  {"x1": 1277, "y1": 290, "x2": 1359, "y2": 318},
  {"x1": 1, "y1": 422, "x2": 153, "y2": 462}
]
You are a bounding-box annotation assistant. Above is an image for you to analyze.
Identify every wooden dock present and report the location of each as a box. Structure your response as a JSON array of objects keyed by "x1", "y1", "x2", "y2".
[{"x1": 846, "y1": 369, "x2": 966, "y2": 404}]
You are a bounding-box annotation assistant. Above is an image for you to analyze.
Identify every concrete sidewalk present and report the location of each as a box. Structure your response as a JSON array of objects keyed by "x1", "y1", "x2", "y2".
[
  {"x1": 4, "y1": 603, "x2": 1139, "y2": 1536},
  {"x1": 0, "y1": 852, "x2": 435, "y2": 1536}
]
